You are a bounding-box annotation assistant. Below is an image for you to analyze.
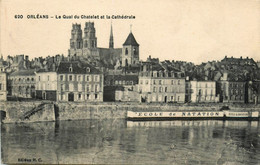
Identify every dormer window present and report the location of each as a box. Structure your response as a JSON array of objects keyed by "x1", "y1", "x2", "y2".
[
  {"x1": 86, "y1": 67, "x2": 90, "y2": 72},
  {"x1": 69, "y1": 67, "x2": 73, "y2": 72}
]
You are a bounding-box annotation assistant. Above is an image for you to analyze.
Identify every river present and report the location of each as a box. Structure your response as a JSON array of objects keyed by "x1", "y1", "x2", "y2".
[{"x1": 1, "y1": 119, "x2": 260, "y2": 164}]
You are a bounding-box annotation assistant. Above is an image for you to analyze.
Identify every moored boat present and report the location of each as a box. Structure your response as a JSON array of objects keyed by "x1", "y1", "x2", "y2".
[
  {"x1": 127, "y1": 110, "x2": 259, "y2": 121},
  {"x1": 223, "y1": 110, "x2": 259, "y2": 120}
]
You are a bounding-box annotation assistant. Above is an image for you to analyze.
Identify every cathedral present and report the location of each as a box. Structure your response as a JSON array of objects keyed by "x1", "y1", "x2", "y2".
[{"x1": 68, "y1": 22, "x2": 139, "y2": 68}]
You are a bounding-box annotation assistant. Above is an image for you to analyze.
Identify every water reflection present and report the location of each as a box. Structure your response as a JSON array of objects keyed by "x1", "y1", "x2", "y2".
[{"x1": 1, "y1": 119, "x2": 260, "y2": 164}]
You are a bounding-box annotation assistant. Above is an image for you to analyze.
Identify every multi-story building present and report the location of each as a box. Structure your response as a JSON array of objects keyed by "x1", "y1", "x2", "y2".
[
  {"x1": 0, "y1": 73, "x2": 7, "y2": 101},
  {"x1": 218, "y1": 72, "x2": 246, "y2": 103},
  {"x1": 190, "y1": 80, "x2": 218, "y2": 103},
  {"x1": 185, "y1": 77, "x2": 192, "y2": 102},
  {"x1": 56, "y1": 61, "x2": 103, "y2": 102},
  {"x1": 138, "y1": 62, "x2": 186, "y2": 103},
  {"x1": 219, "y1": 81, "x2": 245, "y2": 103},
  {"x1": 247, "y1": 81, "x2": 260, "y2": 104},
  {"x1": 35, "y1": 71, "x2": 58, "y2": 101},
  {"x1": 104, "y1": 74, "x2": 139, "y2": 102},
  {"x1": 8, "y1": 70, "x2": 36, "y2": 98}
]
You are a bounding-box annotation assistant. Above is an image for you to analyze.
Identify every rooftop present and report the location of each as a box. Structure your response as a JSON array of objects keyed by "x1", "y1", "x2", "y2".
[
  {"x1": 9, "y1": 69, "x2": 36, "y2": 76},
  {"x1": 56, "y1": 61, "x2": 101, "y2": 74},
  {"x1": 123, "y1": 32, "x2": 139, "y2": 46}
]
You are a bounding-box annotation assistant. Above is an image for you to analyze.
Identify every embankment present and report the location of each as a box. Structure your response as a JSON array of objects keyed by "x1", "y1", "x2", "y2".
[{"x1": 1, "y1": 101, "x2": 260, "y2": 123}]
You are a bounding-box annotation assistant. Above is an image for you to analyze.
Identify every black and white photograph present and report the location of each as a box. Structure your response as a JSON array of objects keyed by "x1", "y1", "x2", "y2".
[{"x1": 0, "y1": 0, "x2": 260, "y2": 164}]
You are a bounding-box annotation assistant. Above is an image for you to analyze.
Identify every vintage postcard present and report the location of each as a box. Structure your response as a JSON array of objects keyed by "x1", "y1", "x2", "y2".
[{"x1": 1, "y1": 0, "x2": 260, "y2": 164}]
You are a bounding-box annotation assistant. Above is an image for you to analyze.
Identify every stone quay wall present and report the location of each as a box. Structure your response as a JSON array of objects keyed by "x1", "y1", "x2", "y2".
[{"x1": 1, "y1": 101, "x2": 260, "y2": 123}]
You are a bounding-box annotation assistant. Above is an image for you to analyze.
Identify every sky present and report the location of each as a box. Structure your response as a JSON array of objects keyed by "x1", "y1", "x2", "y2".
[{"x1": 0, "y1": 0, "x2": 259, "y2": 64}]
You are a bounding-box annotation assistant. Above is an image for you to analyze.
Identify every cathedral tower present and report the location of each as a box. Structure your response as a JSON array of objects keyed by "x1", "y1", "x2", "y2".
[
  {"x1": 109, "y1": 23, "x2": 114, "y2": 49},
  {"x1": 122, "y1": 28, "x2": 139, "y2": 67},
  {"x1": 83, "y1": 22, "x2": 97, "y2": 49},
  {"x1": 69, "y1": 23, "x2": 83, "y2": 50}
]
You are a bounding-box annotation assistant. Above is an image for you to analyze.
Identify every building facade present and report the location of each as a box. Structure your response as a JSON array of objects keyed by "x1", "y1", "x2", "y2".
[
  {"x1": 138, "y1": 63, "x2": 185, "y2": 103},
  {"x1": 8, "y1": 70, "x2": 36, "y2": 98},
  {"x1": 0, "y1": 73, "x2": 7, "y2": 101},
  {"x1": 56, "y1": 61, "x2": 103, "y2": 102},
  {"x1": 35, "y1": 71, "x2": 57, "y2": 101},
  {"x1": 219, "y1": 81, "x2": 246, "y2": 103},
  {"x1": 247, "y1": 81, "x2": 260, "y2": 104},
  {"x1": 190, "y1": 80, "x2": 218, "y2": 103},
  {"x1": 104, "y1": 74, "x2": 139, "y2": 102}
]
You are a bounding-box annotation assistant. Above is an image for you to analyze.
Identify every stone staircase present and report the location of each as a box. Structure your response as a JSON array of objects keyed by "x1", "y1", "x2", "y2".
[{"x1": 20, "y1": 103, "x2": 51, "y2": 121}]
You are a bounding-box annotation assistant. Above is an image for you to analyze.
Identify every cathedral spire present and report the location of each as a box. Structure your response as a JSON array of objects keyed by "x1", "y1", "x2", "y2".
[{"x1": 109, "y1": 22, "x2": 114, "y2": 49}]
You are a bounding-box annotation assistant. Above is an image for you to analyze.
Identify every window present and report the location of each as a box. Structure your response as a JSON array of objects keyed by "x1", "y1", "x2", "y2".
[
  {"x1": 78, "y1": 93, "x2": 81, "y2": 100},
  {"x1": 95, "y1": 94, "x2": 98, "y2": 99},
  {"x1": 69, "y1": 67, "x2": 73, "y2": 72},
  {"x1": 178, "y1": 80, "x2": 180, "y2": 85},
  {"x1": 27, "y1": 78, "x2": 30, "y2": 81},
  {"x1": 31, "y1": 78, "x2": 34, "y2": 81},
  {"x1": 95, "y1": 85, "x2": 98, "y2": 92},
  {"x1": 71, "y1": 42, "x2": 75, "y2": 48},
  {"x1": 165, "y1": 87, "x2": 167, "y2": 92},
  {"x1": 86, "y1": 75, "x2": 90, "y2": 81},
  {"x1": 47, "y1": 75, "x2": 50, "y2": 81},
  {"x1": 140, "y1": 80, "x2": 143, "y2": 84},
  {"x1": 38, "y1": 76, "x2": 40, "y2": 81},
  {"x1": 145, "y1": 80, "x2": 149, "y2": 85},
  {"x1": 69, "y1": 75, "x2": 73, "y2": 81},
  {"x1": 60, "y1": 75, "x2": 63, "y2": 81},
  {"x1": 78, "y1": 84, "x2": 82, "y2": 91},
  {"x1": 125, "y1": 48, "x2": 128, "y2": 55},
  {"x1": 86, "y1": 85, "x2": 90, "y2": 92},
  {"x1": 159, "y1": 80, "x2": 162, "y2": 85},
  {"x1": 69, "y1": 84, "x2": 73, "y2": 91},
  {"x1": 171, "y1": 80, "x2": 174, "y2": 85},
  {"x1": 61, "y1": 84, "x2": 64, "y2": 91},
  {"x1": 133, "y1": 47, "x2": 137, "y2": 55},
  {"x1": 159, "y1": 87, "x2": 162, "y2": 92},
  {"x1": 94, "y1": 75, "x2": 98, "y2": 82},
  {"x1": 153, "y1": 80, "x2": 156, "y2": 85},
  {"x1": 78, "y1": 75, "x2": 81, "y2": 81},
  {"x1": 153, "y1": 87, "x2": 157, "y2": 92},
  {"x1": 0, "y1": 84, "x2": 2, "y2": 90},
  {"x1": 86, "y1": 94, "x2": 90, "y2": 100}
]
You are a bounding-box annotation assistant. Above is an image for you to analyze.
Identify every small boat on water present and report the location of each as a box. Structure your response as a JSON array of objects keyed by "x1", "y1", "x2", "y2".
[{"x1": 127, "y1": 110, "x2": 259, "y2": 121}]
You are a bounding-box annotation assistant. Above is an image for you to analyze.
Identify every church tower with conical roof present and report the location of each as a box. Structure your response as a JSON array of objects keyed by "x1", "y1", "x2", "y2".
[
  {"x1": 109, "y1": 23, "x2": 114, "y2": 49},
  {"x1": 122, "y1": 27, "x2": 139, "y2": 67}
]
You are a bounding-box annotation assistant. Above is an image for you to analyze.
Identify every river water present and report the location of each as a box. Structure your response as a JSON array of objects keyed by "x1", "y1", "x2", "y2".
[{"x1": 1, "y1": 119, "x2": 260, "y2": 164}]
